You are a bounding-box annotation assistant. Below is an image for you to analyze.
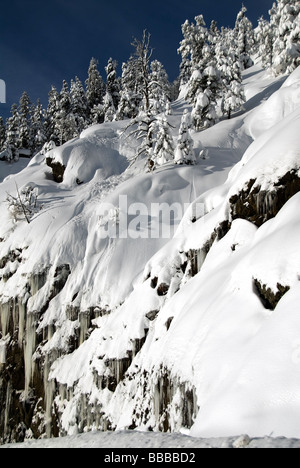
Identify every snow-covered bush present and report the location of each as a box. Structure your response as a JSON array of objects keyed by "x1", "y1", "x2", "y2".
[{"x1": 6, "y1": 185, "x2": 40, "y2": 223}]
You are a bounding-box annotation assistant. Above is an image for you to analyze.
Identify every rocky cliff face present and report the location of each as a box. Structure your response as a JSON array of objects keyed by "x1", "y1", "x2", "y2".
[{"x1": 0, "y1": 165, "x2": 298, "y2": 442}]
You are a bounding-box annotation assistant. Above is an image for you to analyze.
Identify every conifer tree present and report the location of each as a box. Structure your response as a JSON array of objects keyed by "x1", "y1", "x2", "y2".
[
  {"x1": 149, "y1": 60, "x2": 171, "y2": 115},
  {"x1": 189, "y1": 44, "x2": 221, "y2": 130},
  {"x1": 216, "y1": 29, "x2": 246, "y2": 119},
  {"x1": 175, "y1": 120, "x2": 195, "y2": 165},
  {"x1": 169, "y1": 79, "x2": 180, "y2": 103},
  {"x1": 256, "y1": 16, "x2": 274, "y2": 70},
  {"x1": 70, "y1": 76, "x2": 89, "y2": 133},
  {"x1": 178, "y1": 15, "x2": 208, "y2": 89},
  {"x1": 90, "y1": 104, "x2": 105, "y2": 124},
  {"x1": 104, "y1": 58, "x2": 120, "y2": 121},
  {"x1": 5, "y1": 104, "x2": 20, "y2": 161},
  {"x1": 55, "y1": 80, "x2": 77, "y2": 145},
  {"x1": 178, "y1": 15, "x2": 209, "y2": 69},
  {"x1": 85, "y1": 58, "x2": 106, "y2": 119},
  {"x1": 125, "y1": 110, "x2": 157, "y2": 170},
  {"x1": 18, "y1": 91, "x2": 32, "y2": 152},
  {"x1": 0, "y1": 117, "x2": 6, "y2": 151},
  {"x1": 178, "y1": 15, "x2": 222, "y2": 130},
  {"x1": 31, "y1": 99, "x2": 46, "y2": 153},
  {"x1": 131, "y1": 30, "x2": 153, "y2": 112},
  {"x1": 45, "y1": 85, "x2": 60, "y2": 144},
  {"x1": 222, "y1": 79, "x2": 245, "y2": 119},
  {"x1": 271, "y1": 0, "x2": 300, "y2": 75},
  {"x1": 235, "y1": 5, "x2": 255, "y2": 69},
  {"x1": 116, "y1": 58, "x2": 142, "y2": 120},
  {"x1": 152, "y1": 116, "x2": 174, "y2": 166},
  {"x1": 178, "y1": 56, "x2": 192, "y2": 87}
]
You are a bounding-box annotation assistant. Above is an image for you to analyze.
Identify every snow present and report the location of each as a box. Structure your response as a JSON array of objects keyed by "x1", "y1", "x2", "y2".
[
  {"x1": 0, "y1": 158, "x2": 30, "y2": 183},
  {"x1": 244, "y1": 66, "x2": 300, "y2": 140},
  {"x1": 1, "y1": 64, "x2": 300, "y2": 445},
  {"x1": 1, "y1": 430, "x2": 300, "y2": 449},
  {"x1": 47, "y1": 124, "x2": 129, "y2": 187}
]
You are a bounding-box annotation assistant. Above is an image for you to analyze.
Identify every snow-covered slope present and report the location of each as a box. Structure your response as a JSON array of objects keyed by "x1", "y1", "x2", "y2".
[{"x1": 0, "y1": 65, "x2": 300, "y2": 445}]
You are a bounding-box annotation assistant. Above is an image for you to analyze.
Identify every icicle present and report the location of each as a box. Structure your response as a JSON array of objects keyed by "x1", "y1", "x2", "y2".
[
  {"x1": 0, "y1": 302, "x2": 10, "y2": 336},
  {"x1": 18, "y1": 301, "x2": 27, "y2": 346},
  {"x1": 24, "y1": 312, "x2": 37, "y2": 398},
  {"x1": 4, "y1": 380, "x2": 12, "y2": 438},
  {"x1": 79, "y1": 311, "x2": 90, "y2": 345},
  {"x1": 44, "y1": 353, "x2": 56, "y2": 439},
  {"x1": 29, "y1": 270, "x2": 48, "y2": 297},
  {"x1": 0, "y1": 335, "x2": 9, "y2": 368}
]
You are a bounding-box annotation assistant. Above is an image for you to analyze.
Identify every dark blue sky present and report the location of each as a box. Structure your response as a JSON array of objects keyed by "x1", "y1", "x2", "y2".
[{"x1": 0, "y1": 0, "x2": 274, "y2": 120}]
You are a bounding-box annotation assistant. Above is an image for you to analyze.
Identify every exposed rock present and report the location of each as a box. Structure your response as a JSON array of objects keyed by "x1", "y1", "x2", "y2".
[
  {"x1": 154, "y1": 369, "x2": 198, "y2": 432},
  {"x1": 150, "y1": 277, "x2": 158, "y2": 289},
  {"x1": 146, "y1": 310, "x2": 160, "y2": 321},
  {"x1": 165, "y1": 317, "x2": 174, "y2": 331},
  {"x1": 129, "y1": 366, "x2": 199, "y2": 433},
  {"x1": 215, "y1": 220, "x2": 231, "y2": 241},
  {"x1": 46, "y1": 158, "x2": 66, "y2": 183},
  {"x1": 0, "y1": 249, "x2": 22, "y2": 270},
  {"x1": 0, "y1": 264, "x2": 71, "y2": 443},
  {"x1": 186, "y1": 232, "x2": 216, "y2": 278},
  {"x1": 230, "y1": 170, "x2": 300, "y2": 227},
  {"x1": 157, "y1": 283, "x2": 169, "y2": 296},
  {"x1": 253, "y1": 279, "x2": 290, "y2": 310}
]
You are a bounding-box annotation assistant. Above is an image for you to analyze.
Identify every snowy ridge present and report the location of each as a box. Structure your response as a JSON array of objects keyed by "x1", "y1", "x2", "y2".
[{"x1": 0, "y1": 65, "x2": 300, "y2": 444}]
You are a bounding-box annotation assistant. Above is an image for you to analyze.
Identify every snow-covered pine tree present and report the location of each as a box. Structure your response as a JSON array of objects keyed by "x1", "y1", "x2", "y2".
[
  {"x1": 18, "y1": 91, "x2": 32, "y2": 154},
  {"x1": 124, "y1": 110, "x2": 157, "y2": 171},
  {"x1": 175, "y1": 113, "x2": 195, "y2": 165},
  {"x1": 149, "y1": 60, "x2": 171, "y2": 115},
  {"x1": 0, "y1": 117, "x2": 6, "y2": 151},
  {"x1": 186, "y1": 67, "x2": 203, "y2": 104},
  {"x1": 30, "y1": 99, "x2": 47, "y2": 153},
  {"x1": 270, "y1": 0, "x2": 300, "y2": 76},
  {"x1": 137, "y1": 111, "x2": 157, "y2": 171},
  {"x1": 179, "y1": 15, "x2": 221, "y2": 130},
  {"x1": 116, "y1": 58, "x2": 142, "y2": 120},
  {"x1": 131, "y1": 30, "x2": 153, "y2": 112},
  {"x1": 178, "y1": 15, "x2": 209, "y2": 70},
  {"x1": 178, "y1": 15, "x2": 208, "y2": 90},
  {"x1": 190, "y1": 45, "x2": 221, "y2": 130},
  {"x1": 169, "y1": 78, "x2": 180, "y2": 103},
  {"x1": 45, "y1": 85, "x2": 60, "y2": 144},
  {"x1": 4, "y1": 104, "x2": 20, "y2": 161},
  {"x1": 209, "y1": 20, "x2": 219, "y2": 44},
  {"x1": 104, "y1": 58, "x2": 120, "y2": 121},
  {"x1": 59, "y1": 79, "x2": 72, "y2": 115},
  {"x1": 222, "y1": 79, "x2": 245, "y2": 119},
  {"x1": 234, "y1": 5, "x2": 255, "y2": 70},
  {"x1": 208, "y1": 19, "x2": 221, "y2": 61},
  {"x1": 256, "y1": 16, "x2": 274, "y2": 70},
  {"x1": 85, "y1": 58, "x2": 106, "y2": 121},
  {"x1": 54, "y1": 80, "x2": 77, "y2": 145},
  {"x1": 178, "y1": 56, "x2": 192, "y2": 88},
  {"x1": 90, "y1": 104, "x2": 105, "y2": 124},
  {"x1": 70, "y1": 76, "x2": 89, "y2": 134},
  {"x1": 152, "y1": 115, "x2": 174, "y2": 166},
  {"x1": 181, "y1": 109, "x2": 192, "y2": 128},
  {"x1": 217, "y1": 29, "x2": 246, "y2": 119}
]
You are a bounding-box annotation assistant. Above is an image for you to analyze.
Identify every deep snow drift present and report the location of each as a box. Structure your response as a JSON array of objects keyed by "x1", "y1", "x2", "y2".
[{"x1": 0, "y1": 64, "x2": 300, "y2": 445}]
